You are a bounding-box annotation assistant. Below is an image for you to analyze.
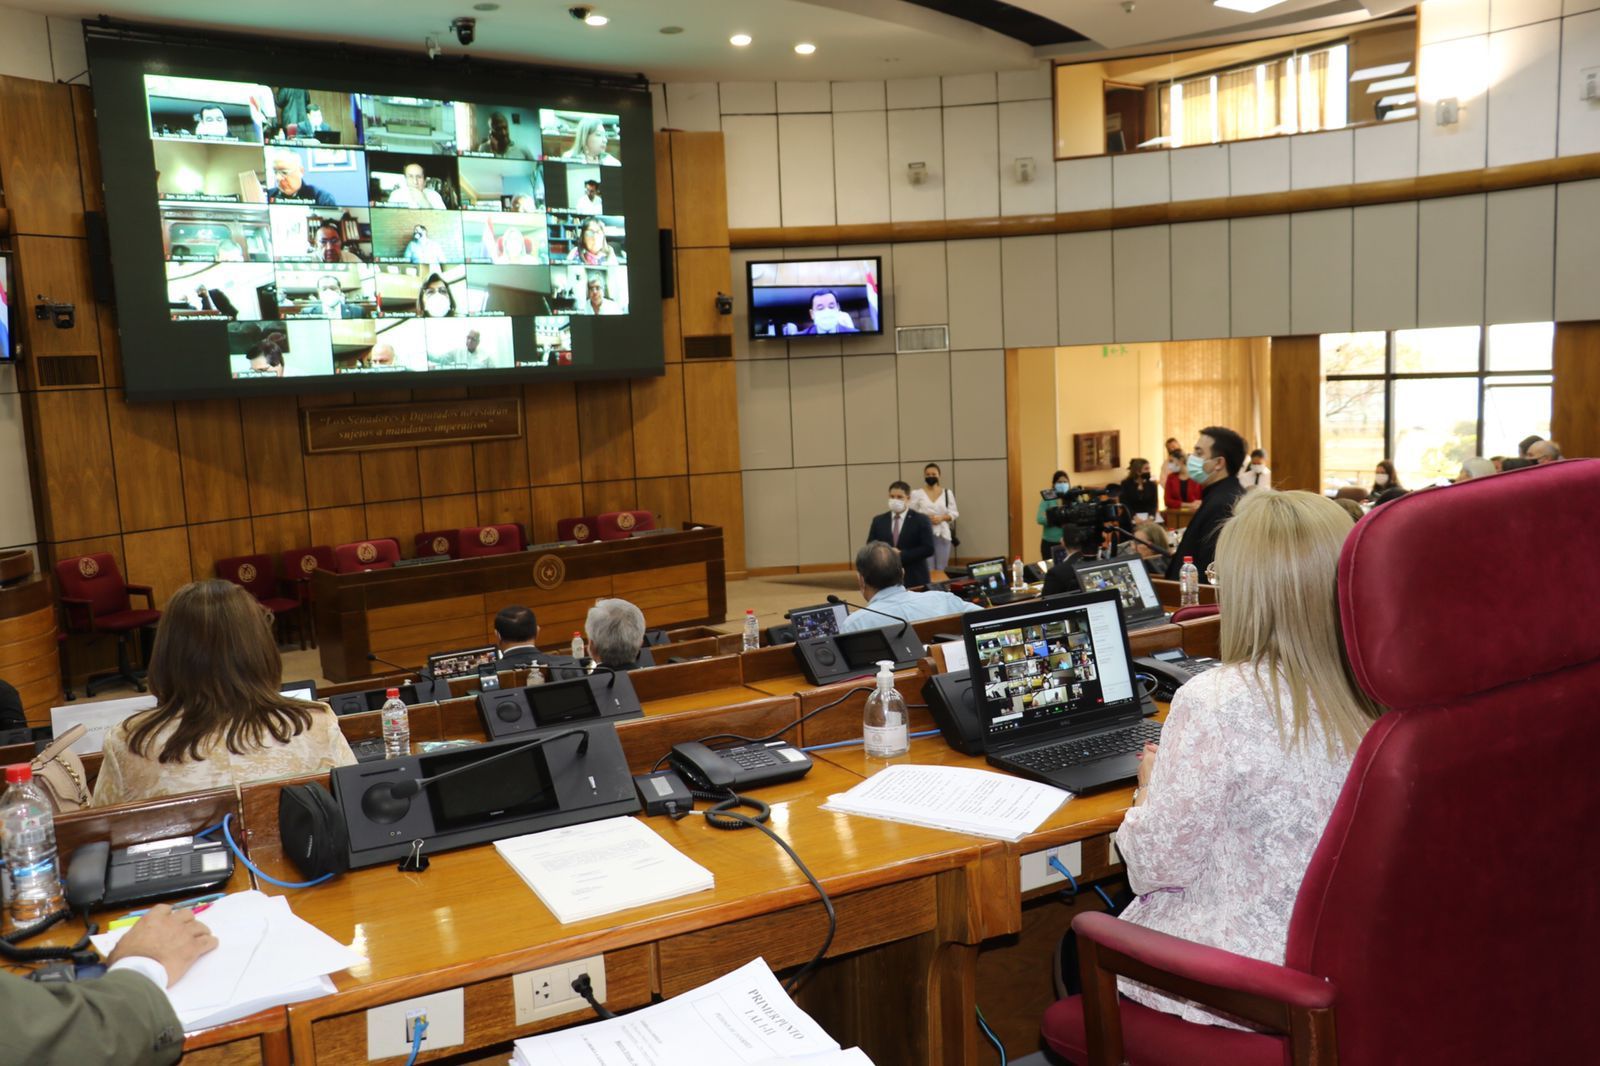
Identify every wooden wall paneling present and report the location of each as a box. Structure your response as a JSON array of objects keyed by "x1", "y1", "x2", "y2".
[
  {"x1": 471, "y1": 434, "x2": 529, "y2": 493},
  {"x1": 421, "y1": 493, "x2": 480, "y2": 533},
  {"x1": 239, "y1": 397, "x2": 308, "y2": 515},
  {"x1": 416, "y1": 441, "x2": 476, "y2": 498},
  {"x1": 631, "y1": 365, "x2": 689, "y2": 478},
  {"x1": 683, "y1": 361, "x2": 740, "y2": 474},
  {"x1": 121, "y1": 527, "x2": 195, "y2": 607},
  {"x1": 1268, "y1": 335, "x2": 1323, "y2": 492},
  {"x1": 250, "y1": 511, "x2": 312, "y2": 559},
  {"x1": 14, "y1": 236, "x2": 100, "y2": 362},
  {"x1": 1553, "y1": 321, "x2": 1600, "y2": 460},
  {"x1": 307, "y1": 505, "x2": 368, "y2": 551},
  {"x1": 676, "y1": 248, "x2": 735, "y2": 338},
  {"x1": 188, "y1": 518, "x2": 255, "y2": 581},
  {"x1": 655, "y1": 131, "x2": 675, "y2": 232},
  {"x1": 576, "y1": 380, "x2": 636, "y2": 482},
  {"x1": 581, "y1": 479, "x2": 639, "y2": 518},
  {"x1": 523, "y1": 382, "x2": 583, "y2": 486},
  {"x1": 104, "y1": 391, "x2": 186, "y2": 532},
  {"x1": 668, "y1": 131, "x2": 729, "y2": 248},
  {"x1": 298, "y1": 394, "x2": 364, "y2": 509},
  {"x1": 689, "y1": 472, "x2": 745, "y2": 574},
  {"x1": 475, "y1": 488, "x2": 534, "y2": 532},
  {"x1": 662, "y1": 267, "x2": 685, "y2": 364},
  {"x1": 174, "y1": 399, "x2": 251, "y2": 523},
  {"x1": 0, "y1": 77, "x2": 84, "y2": 237},
  {"x1": 70, "y1": 85, "x2": 104, "y2": 215},
  {"x1": 358, "y1": 446, "x2": 421, "y2": 502},
  {"x1": 362, "y1": 499, "x2": 424, "y2": 549},
  {"x1": 636, "y1": 475, "x2": 691, "y2": 530},
  {"x1": 27, "y1": 390, "x2": 121, "y2": 542},
  {"x1": 530, "y1": 484, "x2": 585, "y2": 545}
]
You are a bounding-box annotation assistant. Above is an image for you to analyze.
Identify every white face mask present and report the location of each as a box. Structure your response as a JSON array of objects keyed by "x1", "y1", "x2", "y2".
[
  {"x1": 1374, "y1": 473, "x2": 1390, "y2": 486},
  {"x1": 423, "y1": 293, "x2": 451, "y2": 317},
  {"x1": 811, "y1": 308, "x2": 843, "y2": 332},
  {"x1": 1250, "y1": 463, "x2": 1265, "y2": 473},
  {"x1": 319, "y1": 290, "x2": 341, "y2": 310},
  {"x1": 887, "y1": 498, "x2": 907, "y2": 514}
]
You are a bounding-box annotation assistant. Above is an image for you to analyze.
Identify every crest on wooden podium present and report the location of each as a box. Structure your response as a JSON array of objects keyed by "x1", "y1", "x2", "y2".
[{"x1": 532, "y1": 554, "x2": 566, "y2": 590}]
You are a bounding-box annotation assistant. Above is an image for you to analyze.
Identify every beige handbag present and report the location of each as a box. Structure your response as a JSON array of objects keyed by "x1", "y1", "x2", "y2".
[{"x1": 30, "y1": 725, "x2": 90, "y2": 813}]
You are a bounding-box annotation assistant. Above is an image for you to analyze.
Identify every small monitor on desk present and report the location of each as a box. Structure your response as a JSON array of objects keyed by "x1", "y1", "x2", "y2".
[
  {"x1": 1074, "y1": 557, "x2": 1165, "y2": 627},
  {"x1": 788, "y1": 603, "x2": 847, "y2": 640},
  {"x1": 966, "y1": 558, "x2": 1009, "y2": 594},
  {"x1": 428, "y1": 645, "x2": 501, "y2": 680},
  {"x1": 280, "y1": 679, "x2": 318, "y2": 702}
]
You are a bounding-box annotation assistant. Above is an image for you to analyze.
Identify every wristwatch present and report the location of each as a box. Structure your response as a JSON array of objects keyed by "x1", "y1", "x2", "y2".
[{"x1": 1130, "y1": 786, "x2": 1144, "y2": 806}]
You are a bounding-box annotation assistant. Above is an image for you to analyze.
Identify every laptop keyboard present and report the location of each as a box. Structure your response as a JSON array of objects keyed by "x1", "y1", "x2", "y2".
[{"x1": 1010, "y1": 720, "x2": 1163, "y2": 772}]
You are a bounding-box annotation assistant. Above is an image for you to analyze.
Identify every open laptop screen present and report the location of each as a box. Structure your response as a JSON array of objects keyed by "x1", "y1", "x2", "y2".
[
  {"x1": 428, "y1": 645, "x2": 500, "y2": 680},
  {"x1": 966, "y1": 558, "x2": 1009, "y2": 593},
  {"x1": 961, "y1": 591, "x2": 1138, "y2": 746},
  {"x1": 280, "y1": 679, "x2": 318, "y2": 702},
  {"x1": 789, "y1": 603, "x2": 848, "y2": 640},
  {"x1": 1074, "y1": 557, "x2": 1161, "y2": 617}
]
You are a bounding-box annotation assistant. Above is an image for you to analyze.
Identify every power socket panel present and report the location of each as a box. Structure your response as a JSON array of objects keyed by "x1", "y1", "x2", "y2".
[
  {"x1": 1019, "y1": 841, "x2": 1083, "y2": 893},
  {"x1": 365, "y1": 988, "x2": 464, "y2": 1060},
  {"x1": 513, "y1": 953, "x2": 608, "y2": 1025}
]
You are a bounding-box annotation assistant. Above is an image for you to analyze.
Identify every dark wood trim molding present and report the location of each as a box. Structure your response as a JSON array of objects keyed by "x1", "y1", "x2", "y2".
[{"x1": 730, "y1": 153, "x2": 1600, "y2": 248}]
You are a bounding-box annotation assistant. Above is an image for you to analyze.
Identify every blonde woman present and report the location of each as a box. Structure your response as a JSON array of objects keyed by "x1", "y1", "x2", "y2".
[
  {"x1": 908, "y1": 462, "x2": 958, "y2": 575},
  {"x1": 1129, "y1": 519, "x2": 1169, "y2": 578},
  {"x1": 1114, "y1": 490, "x2": 1381, "y2": 1028}
]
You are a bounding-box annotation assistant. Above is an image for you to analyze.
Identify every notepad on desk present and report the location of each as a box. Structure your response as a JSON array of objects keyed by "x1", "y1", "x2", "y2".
[
  {"x1": 494, "y1": 815, "x2": 714, "y2": 923},
  {"x1": 822, "y1": 763, "x2": 1069, "y2": 842}
]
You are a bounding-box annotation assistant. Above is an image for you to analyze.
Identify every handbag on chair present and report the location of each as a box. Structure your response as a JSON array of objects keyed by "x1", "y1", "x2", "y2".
[{"x1": 31, "y1": 725, "x2": 91, "y2": 812}]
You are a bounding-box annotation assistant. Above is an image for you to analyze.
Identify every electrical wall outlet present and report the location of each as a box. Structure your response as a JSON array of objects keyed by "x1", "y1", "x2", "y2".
[
  {"x1": 365, "y1": 988, "x2": 464, "y2": 1060},
  {"x1": 1018, "y1": 841, "x2": 1083, "y2": 893},
  {"x1": 513, "y1": 953, "x2": 608, "y2": 1025}
]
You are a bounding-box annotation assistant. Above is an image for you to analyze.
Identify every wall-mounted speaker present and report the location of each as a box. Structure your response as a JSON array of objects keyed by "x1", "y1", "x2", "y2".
[
  {"x1": 658, "y1": 228, "x2": 675, "y2": 299},
  {"x1": 84, "y1": 211, "x2": 115, "y2": 306}
]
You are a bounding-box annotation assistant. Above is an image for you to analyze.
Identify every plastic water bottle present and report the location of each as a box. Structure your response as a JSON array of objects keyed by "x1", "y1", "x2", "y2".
[
  {"x1": 380, "y1": 688, "x2": 410, "y2": 759},
  {"x1": 862, "y1": 660, "x2": 909, "y2": 758},
  {"x1": 2, "y1": 765, "x2": 65, "y2": 930},
  {"x1": 1011, "y1": 557, "x2": 1025, "y2": 587},
  {"x1": 571, "y1": 632, "x2": 586, "y2": 660},
  {"x1": 1179, "y1": 555, "x2": 1200, "y2": 607},
  {"x1": 742, "y1": 609, "x2": 760, "y2": 651}
]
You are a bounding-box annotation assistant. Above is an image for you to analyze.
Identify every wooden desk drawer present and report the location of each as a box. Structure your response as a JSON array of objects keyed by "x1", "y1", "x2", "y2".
[
  {"x1": 656, "y1": 880, "x2": 936, "y2": 997},
  {"x1": 182, "y1": 1039, "x2": 273, "y2": 1066}
]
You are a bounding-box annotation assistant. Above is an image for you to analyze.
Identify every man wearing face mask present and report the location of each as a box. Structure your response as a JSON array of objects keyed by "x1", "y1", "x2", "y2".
[
  {"x1": 1239, "y1": 448, "x2": 1272, "y2": 491},
  {"x1": 865, "y1": 481, "x2": 936, "y2": 589},
  {"x1": 789, "y1": 290, "x2": 859, "y2": 335},
  {"x1": 1164, "y1": 426, "x2": 1247, "y2": 583},
  {"x1": 313, "y1": 276, "x2": 366, "y2": 319}
]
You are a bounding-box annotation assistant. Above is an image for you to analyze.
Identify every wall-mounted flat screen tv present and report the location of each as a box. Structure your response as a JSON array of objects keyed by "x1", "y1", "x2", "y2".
[{"x1": 746, "y1": 257, "x2": 883, "y2": 340}]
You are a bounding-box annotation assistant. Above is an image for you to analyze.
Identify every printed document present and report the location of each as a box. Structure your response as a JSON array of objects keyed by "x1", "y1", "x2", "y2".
[{"x1": 822, "y1": 763, "x2": 1068, "y2": 842}]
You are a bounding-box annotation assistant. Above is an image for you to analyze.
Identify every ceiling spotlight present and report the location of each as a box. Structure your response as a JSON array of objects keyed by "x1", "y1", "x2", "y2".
[
  {"x1": 471, "y1": 2, "x2": 500, "y2": 10},
  {"x1": 660, "y1": 25, "x2": 684, "y2": 34},
  {"x1": 794, "y1": 42, "x2": 816, "y2": 55},
  {"x1": 1213, "y1": 0, "x2": 1287, "y2": 11},
  {"x1": 585, "y1": 12, "x2": 609, "y2": 26},
  {"x1": 730, "y1": 33, "x2": 752, "y2": 47}
]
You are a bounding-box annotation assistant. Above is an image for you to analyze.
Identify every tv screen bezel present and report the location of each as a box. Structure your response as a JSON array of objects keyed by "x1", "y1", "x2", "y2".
[
  {"x1": 745, "y1": 255, "x2": 885, "y2": 341},
  {"x1": 0, "y1": 250, "x2": 17, "y2": 363}
]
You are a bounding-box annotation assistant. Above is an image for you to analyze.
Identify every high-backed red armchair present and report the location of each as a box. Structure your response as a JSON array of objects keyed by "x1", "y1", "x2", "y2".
[
  {"x1": 280, "y1": 545, "x2": 337, "y2": 647},
  {"x1": 334, "y1": 538, "x2": 401, "y2": 573},
  {"x1": 414, "y1": 530, "x2": 459, "y2": 560},
  {"x1": 557, "y1": 516, "x2": 599, "y2": 543},
  {"x1": 216, "y1": 554, "x2": 306, "y2": 650},
  {"x1": 1046, "y1": 459, "x2": 1600, "y2": 1065},
  {"x1": 458, "y1": 524, "x2": 524, "y2": 558},
  {"x1": 54, "y1": 553, "x2": 161, "y2": 696},
  {"x1": 595, "y1": 510, "x2": 655, "y2": 541}
]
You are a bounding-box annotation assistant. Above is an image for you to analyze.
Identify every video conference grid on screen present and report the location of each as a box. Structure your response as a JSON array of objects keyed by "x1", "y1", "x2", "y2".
[
  {"x1": 147, "y1": 75, "x2": 629, "y2": 380},
  {"x1": 747, "y1": 258, "x2": 882, "y2": 340},
  {"x1": 969, "y1": 598, "x2": 1136, "y2": 736}
]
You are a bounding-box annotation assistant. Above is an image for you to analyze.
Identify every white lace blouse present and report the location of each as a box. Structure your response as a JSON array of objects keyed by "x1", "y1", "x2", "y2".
[{"x1": 1114, "y1": 663, "x2": 1356, "y2": 1028}]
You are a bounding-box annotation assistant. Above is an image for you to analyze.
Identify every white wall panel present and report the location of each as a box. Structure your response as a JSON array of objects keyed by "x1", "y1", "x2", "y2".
[
  {"x1": 1487, "y1": 21, "x2": 1560, "y2": 166},
  {"x1": 650, "y1": 83, "x2": 667, "y2": 130},
  {"x1": 789, "y1": 357, "x2": 847, "y2": 468},
  {"x1": 887, "y1": 76, "x2": 941, "y2": 109},
  {"x1": 1567, "y1": 0, "x2": 1600, "y2": 15},
  {"x1": 1485, "y1": 186, "x2": 1555, "y2": 323},
  {"x1": 1000, "y1": 236, "x2": 1059, "y2": 347},
  {"x1": 721, "y1": 114, "x2": 781, "y2": 229},
  {"x1": 1230, "y1": 216, "x2": 1291, "y2": 337},
  {"x1": 0, "y1": 8, "x2": 53, "y2": 82},
  {"x1": 832, "y1": 111, "x2": 891, "y2": 226},
  {"x1": 842, "y1": 356, "x2": 901, "y2": 464},
  {"x1": 1555, "y1": 179, "x2": 1600, "y2": 320},
  {"x1": 998, "y1": 65, "x2": 1052, "y2": 101},
  {"x1": 742, "y1": 470, "x2": 799, "y2": 569},
  {"x1": 887, "y1": 108, "x2": 945, "y2": 222},
  {"x1": 1423, "y1": 0, "x2": 1492, "y2": 42},
  {"x1": 1113, "y1": 226, "x2": 1172, "y2": 343},
  {"x1": 998, "y1": 99, "x2": 1056, "y2": 215},
  {"x1": 1490, "y1": 0, "x2": 1562, "y2": 29},
  {"x1": 1417, "y1": 195, "x2": 1487, "y2": 326},
  {"x1": 1354, "y1": 121, "x2": 1419, "y2": 183},
  {"x1": 943, "y1": 105, "x2": 1000, "y2": 219},
  {"x1": 1057, "y1": 156, "x2": 1112, "y2": 211},
  {"x1": 1291, "y1": 210, "x2": 1354, "y2": 335},
  {"x1": 832, "y1": 80, "x2": 887, "y2": 112},
  {"x1": 1229, "y1": 138, "x2": 1291, "y2": 197},
  {"x1": 1112, "y1": 150, "x2": 1170, "y2": 207},
  {"x1": 950, "y1": 459, "x2": 1009, "y2": 560},
  {"x1": 1558, "y1": 11, "x2": 1600, "y2": 156},
  {"x1": 892, "y1": 241, "x2": 949, "y2": 326},
  {"x1": 777, "y1": 81, "x2": 832, "y2": 113},
  {"x1": 720, "y1": 82, "x2": 776, "y2": 114},
  {"x1": 846, "y1": 464, "x2": 902, "y2": 545},
  {"x1": 1290, "y1": 129, "x2": 1354, "y2": 189},
  {"x1": 738, "y1": 360, "x2": 795, "y2": 469},
  {"x1": 778, "y1": 113, "x2": 837, "y2": 226},
  {"x1": 793, "y1": 467, "x2": 850, "y2": 565},
  {"x1": 1170, "y1": 221, "x2": 1231, "y2": 340},
  {"x1": 1417, "y1": 35, "x2": 1491, "y2": 175},
  {"x1": 1353, "y1": 203, "x2": 1419, "y2": 331},
  {"x1": 663, "y1": 82, "x2": 721, "y2": 131},
  {"x1": 943, "y1": 72, "x2": 998, "y2": 106},
  {"x1": 1057, "y1": 231, "x2": 1115, "y2": 345},
  {"x1": 897, "y1": 351, "x2": 954, "y2": 459},
  {"x1": 950, "y1": 350, "x2": 1007, "y2": 459},
  {"x1": 46, "y1": 15, "x2": 84, "y2": 85},
  {"x1": 1169, "y1": 146, "x2": 1229, "y2": 202},
  {"x1": 947, "y1": 238, "x2": 1004, "y2": 349}
]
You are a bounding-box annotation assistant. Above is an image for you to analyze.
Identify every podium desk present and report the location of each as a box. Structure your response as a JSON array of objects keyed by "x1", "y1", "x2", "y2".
[{"x1": 313, "y1": 526, "x2": 727, "y2": 682}]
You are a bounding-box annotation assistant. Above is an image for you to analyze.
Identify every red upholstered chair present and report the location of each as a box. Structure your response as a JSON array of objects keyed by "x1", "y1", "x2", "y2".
[
  {"x1": 334, "y1": 539, "x2": 401, "y2": 572},
  {"x1": 1168, "y1": 603, "x2": 1220, "y2": 624},
  {"x1": 280, "y1": 545, "x2": 337, "y2": 648},
  {"x1": 414, "y1": 530, "x2": 460, "y2": 560},
  {"x1": 458, "y1": 524, "x2": 524, "y2": 558},
  {"x1": 216, "y1": 553, "x2": 307, "y2": 650},
  {"x1": 1045, "y1": 459, "x2": 1600, "y2": 1065},
  {"x1": 557, "y1": 516, "x2": 599, "y2": 544},
  {"x1": 594, "y1": 510, "x2": 656, "y2": 541},
  {"x1": 54, "y1": 553, "x2": 161, "y2": 696}
]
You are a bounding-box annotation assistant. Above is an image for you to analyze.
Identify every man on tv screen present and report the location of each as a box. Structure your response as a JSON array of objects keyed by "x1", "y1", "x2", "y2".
[
  {"x1": 267, "y1": 150, "x2": 335, "y2": 206},
  {"x1": 785, "y1": 289, "x2": 858, "y2": 335}
]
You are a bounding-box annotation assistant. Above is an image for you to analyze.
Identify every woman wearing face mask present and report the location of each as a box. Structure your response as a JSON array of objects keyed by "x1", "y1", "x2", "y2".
[
  {"x1": 1164, "y1": 451, "x2": 1202, "y2": 511},
  {"x1": 909, "y1": 463, "x2": 959, "y2": 576},
  {"x1": 415, "y1": 274, "x2": 456, "y2": 317},
  {"x1": 1368, "y1": 460, "x2": 1407, "y2": 506},
  {"x1": 1120, "y1": 458, "x2": 1159, "y2": 526},
  {"x1": 1036, "y1": 469, "x2": 1072, "y2": 562},
  {"x1": 1162, "y1": 438, "x2": 1185, "y2": 476}
]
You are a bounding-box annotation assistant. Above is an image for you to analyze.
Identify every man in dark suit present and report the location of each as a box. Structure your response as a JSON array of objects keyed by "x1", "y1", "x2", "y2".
[
  {"x1": 494, "y1": 605, "x2": 580, "y2": 677},
  {"x1": 866, "y1": 480, "x2": 936, "y2": 589},
  {"x1": 1165, "y1": 425, "x2": 1248, "y2": 584}
]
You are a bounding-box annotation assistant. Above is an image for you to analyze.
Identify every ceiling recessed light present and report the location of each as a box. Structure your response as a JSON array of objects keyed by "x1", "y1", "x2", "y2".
[
  {"x1": 472, "y1": 2, "x2": 500, "y2": 10},
  {"x1": 660, "y1": 25, "x2": 684, "y2": 35},
  {"x1": 584, "y1": 12, "x2": 608, "y2": 26},
  {"x1": 1350, "y1": 62, "x2": 1411, "y2": 82},
  {"x1": 794, "y1": 42, "x2": 816, "y2": 55},
  {"x1": 729, "y1": 33, "x2": 752, "y2": 47},
  {"x1": 1212, "y1": 0, "x2": 1287, "y2": 12}
]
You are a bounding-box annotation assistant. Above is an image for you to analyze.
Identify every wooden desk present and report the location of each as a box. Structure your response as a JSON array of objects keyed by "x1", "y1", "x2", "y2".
[{"x1": 312, "y1": 526, "x2": 728, "y2": 682}]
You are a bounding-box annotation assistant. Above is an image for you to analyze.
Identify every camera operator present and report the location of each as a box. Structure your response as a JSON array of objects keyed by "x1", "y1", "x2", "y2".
[{"x1": 1035, "y1": 469, "x2": 1072, "y2": 562}]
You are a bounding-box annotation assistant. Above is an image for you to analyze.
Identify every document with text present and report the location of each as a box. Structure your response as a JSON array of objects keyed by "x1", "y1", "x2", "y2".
[{"x1": 821, "y1": 763, "x2": 1069, "y2": 842}]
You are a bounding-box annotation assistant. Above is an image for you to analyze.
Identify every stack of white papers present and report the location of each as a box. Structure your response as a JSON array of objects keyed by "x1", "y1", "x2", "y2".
[
  {"x1": 511, "y1": 958, "x2": 874, "y2": 1066},
  {"x1": 90, "y1": 890, "x2": 359, "y2": 1030},
  {"x1": 822, "y1": 763, "x2": 1069, "y2": 842},
  {"x1": 494, "y1": 816, "x2": 714, "y2": 924}
]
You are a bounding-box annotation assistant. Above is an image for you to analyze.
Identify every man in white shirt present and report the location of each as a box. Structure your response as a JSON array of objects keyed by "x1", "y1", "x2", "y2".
[
  {"x1": 1239, "y1": 448, "x2": 1272, "y2": 491},
  {"x1": 388, "y1": 163, "x2": 447, "y2": 210},
  {"x1": 574, "y1": 179, "x2": 603, "y2": 214},
  {"x1": 838, "y1": 542, "x2": 980, "y2": 635},
  {"x1": 579, "y1": 275, "x2": 622, "y2": 314}
]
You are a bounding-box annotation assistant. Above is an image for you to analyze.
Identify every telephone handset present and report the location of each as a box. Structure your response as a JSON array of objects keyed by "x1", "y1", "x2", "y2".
[
  {"x1": 667, "y1": 739, "x2": 813, "y2": 792},
  {"x1": 1133, "y1": 649, "x2": 1221, "y2": 701},
  {"x1": 65, "y1": 836, "x2": 234, "y2": 910}
]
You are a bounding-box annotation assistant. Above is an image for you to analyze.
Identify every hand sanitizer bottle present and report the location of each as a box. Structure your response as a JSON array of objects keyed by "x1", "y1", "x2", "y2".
[{"x1": 863, "y1": 660, "x2": 909, "y2": 758}]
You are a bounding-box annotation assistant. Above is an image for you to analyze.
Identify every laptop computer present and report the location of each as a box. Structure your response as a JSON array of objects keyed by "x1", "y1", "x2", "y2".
[
  {"x1": 963, "y1": 589, "x2": 1160, "y2": 793},
  {"x1": 965, "y1": 558, "x2": 1031, "y2": 606},
  {"x1": 1073, "y1": 556, "x2": 1168, "y2": 630},
  {"x1": 280, "y1": 679, "x2": 318, "y2": 702}
]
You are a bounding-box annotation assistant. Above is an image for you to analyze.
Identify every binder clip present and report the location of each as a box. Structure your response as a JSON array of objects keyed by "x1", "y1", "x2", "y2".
[{"x1": 398, "y1": 838, "x2": 430, "y2": 873}]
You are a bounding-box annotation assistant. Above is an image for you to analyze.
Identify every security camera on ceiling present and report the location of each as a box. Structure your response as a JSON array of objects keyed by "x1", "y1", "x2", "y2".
[
  {"x1": 451, "y1": 16, "x2": 476, "y2": 46},
  {"x1": 569, "y1": 6, "x2": 594, "y2": 21}
]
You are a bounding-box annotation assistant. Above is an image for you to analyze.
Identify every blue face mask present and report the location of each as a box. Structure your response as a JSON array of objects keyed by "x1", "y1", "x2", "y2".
[
  {"x1": 1054, "y1": 482, "x2": 1070, "y2": 494},
  {"x1": 1186, "y1": 455, "x2": 1209, "y2": 483}
]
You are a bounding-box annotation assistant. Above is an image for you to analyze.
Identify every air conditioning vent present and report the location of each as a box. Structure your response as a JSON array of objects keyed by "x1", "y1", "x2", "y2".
[
  {"x1": 896, "y1": 325, "x2": 949, "y2": 353},
  {"x1": 34, "y1": 355, "x2": 102, "y2": 388},
  {"x1": 684, "y1": 335, "x2": 733, "y2": 360}
]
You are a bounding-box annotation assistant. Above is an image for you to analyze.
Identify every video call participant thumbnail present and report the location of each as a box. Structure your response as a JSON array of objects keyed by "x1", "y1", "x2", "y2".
[
  {"x1": 166, "y1": 263, "x2": 274, "y2": 322},
  {"x1": 540, "y1": 109, "x2": 622, "y2": 165},
  {"x1": 265, "y1": 87, "x2": 355, "y2": 144},
  {"x1": 370, "y1": 209, "x2": 464, "y2": 264},
  {"x1": 369, "y1": 153, "x2": 459, "y2": 210},
  {"x1": 424, "y1": 317, "x2": 515, "y2": 370},
  {"x1": 471, "y1": 214, "x2": 550, "y2": 265},
  {"x1": 562, "y1": 216, "x2": 624, "y2": 267},
  {"x1": 146, "y1": 76, "x2": 269, "y2": 144},
  {"x1": 265, "y1": 148, "x2": 363, "y2": 207},
  {"x1": 465, "y1": 265, "x2": 553, "y2": 317},
  {"x1": 154, "y1": 142, "x2": 267, "y2": 202},
  {"x1": 457, "y1": 104, "x2": 540, "y2": 160},
  {"x1": 457, "y1": 157, "x2": 544, "y2": 212},
  {"x1": 159, "y1": 204, "x2": 270, "y2": 261},
  {"x1": 359, "y1": 95, "x2": 458, "y2": 154}
]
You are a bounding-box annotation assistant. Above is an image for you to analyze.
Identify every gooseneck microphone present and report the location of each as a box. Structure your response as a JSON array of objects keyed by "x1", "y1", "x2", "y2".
[
  {"x1": 361, "y1": 728, "x2": 591, "y2": 824},
  {"x1": 825, "y1": 594, "x2": 909, "y2": 636}
]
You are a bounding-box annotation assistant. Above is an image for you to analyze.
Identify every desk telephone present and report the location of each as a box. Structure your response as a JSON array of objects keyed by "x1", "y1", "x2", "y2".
[
  {"x1": 65, "y1": 836, "x2": 235, "y2": 909},
  {"x1": 668, "y1": 740, "x2": 813, "y2": 792},
  {"x1": 1133, "y1": 648, "x2": 1222, "y2": 701}
]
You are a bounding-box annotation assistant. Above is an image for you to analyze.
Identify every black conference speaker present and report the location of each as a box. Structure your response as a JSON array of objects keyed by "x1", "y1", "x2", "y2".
[
  {"x1": 658, "y1": 228, "x2": 675, "y2": 298},
  {"x1": 922, "y1": 669, "x2": 986, "y2": 755},
  {"x1": 84, "y1": 210, "x2": 116, "y2": 305},
  {"x1": 793, "y1": 636, "x2": 864, "y2": 687}
]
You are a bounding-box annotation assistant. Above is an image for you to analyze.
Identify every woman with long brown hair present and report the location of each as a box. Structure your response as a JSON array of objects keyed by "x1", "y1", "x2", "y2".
[{"x1": 92, "y1": 580, "x2": 354, "y2": 806}]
